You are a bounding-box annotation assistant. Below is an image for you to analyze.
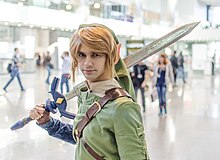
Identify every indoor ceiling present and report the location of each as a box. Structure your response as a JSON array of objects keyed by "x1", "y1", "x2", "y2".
[{"x1": 199, "y1": 0, "x2": 220, "y2": 6}]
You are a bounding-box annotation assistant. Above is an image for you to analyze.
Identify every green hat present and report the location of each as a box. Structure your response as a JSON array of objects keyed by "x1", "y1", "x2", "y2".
[{"x1": 78, "y1": 23, "x2": 135, "y2": 100}]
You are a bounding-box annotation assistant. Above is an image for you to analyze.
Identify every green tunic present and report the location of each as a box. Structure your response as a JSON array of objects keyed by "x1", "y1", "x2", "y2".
[{"x1": 72, "y1": 90, "x2": 150, "y2": 160}]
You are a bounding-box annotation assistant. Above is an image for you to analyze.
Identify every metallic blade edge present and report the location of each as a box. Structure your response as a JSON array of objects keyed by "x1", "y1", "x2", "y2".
[{"x1": 124, "y1": 22, "x2": 200, "y2": 68}]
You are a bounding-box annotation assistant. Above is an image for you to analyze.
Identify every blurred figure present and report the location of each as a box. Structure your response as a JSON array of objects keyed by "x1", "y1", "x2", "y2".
[
  {"x1": 3, "y1": 48, "x2": 25, "y2": 92},
  {"x1": 131, "y1": 62, "x2": 149, "y2": 112},
  {"x1": 60, "y1": 51, "x2": 71, "y2": 93},
  {"x1": 45, "y1": 51, "x2": 52, "y2": 84},
  {"x1": 153, "y1": 53, "x2": 174, "y2": 116},
  {"x1": 170, "y1": 50, "x2": 178, "y2": 86},
  {"x1": 178, "y1": 51, "x2": 186, "y2": 83},
  {"x1": 35, "y1": 52, "x2": 41, "y2": 66},
  {"x1": 212, "y1": 52, "x2": 216, "y2": 76}
]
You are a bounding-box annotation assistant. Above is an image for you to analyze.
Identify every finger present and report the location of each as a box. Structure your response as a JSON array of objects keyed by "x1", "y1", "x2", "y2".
[
  {"x1": 33, "y1": 109, "x2": 43, "y2": 119},
  {"x1": 29, "y1": 109, "x2": 36, "y2": 119},
  {"x1": 36, "y1": 104, "x2": 45, "y2": 108},
  {"x1": 35, "y1": 106, "x2": 45, "y2": 115}
]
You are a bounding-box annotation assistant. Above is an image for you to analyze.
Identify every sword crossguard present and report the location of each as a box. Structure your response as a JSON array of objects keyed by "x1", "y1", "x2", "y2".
[{"x1": 47, "y1": 77, "x2": 75, "y2": 120}]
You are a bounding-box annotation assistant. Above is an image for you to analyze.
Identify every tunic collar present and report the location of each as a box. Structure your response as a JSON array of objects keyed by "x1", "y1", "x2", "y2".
[{"x1": 88, "y1": 79, "x2": 121, "y2": 97}]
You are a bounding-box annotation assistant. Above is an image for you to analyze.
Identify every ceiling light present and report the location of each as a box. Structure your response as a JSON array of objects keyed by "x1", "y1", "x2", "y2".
[
  {"x1": 94, "y1": 2, "x2": 101, "y2": 9},
  {"x1": 4, "y1": 22, "x2": 9, "y2": 26},
  {"x1": 66, "y1": 4, "x2": 72, "y2": 10},
  {"x1": 17, "y1": 23, "x2": 22, "y2": 27}
]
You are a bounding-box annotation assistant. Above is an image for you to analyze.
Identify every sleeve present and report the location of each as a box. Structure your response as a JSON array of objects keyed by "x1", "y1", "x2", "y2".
[
  {"x1": 168, "y1": 63, "x2": 174, "y2": 85},
  {"x1": 113, "y1": 101, "x2": 149, "y2": 160},
  {"x1": 144, "y1": 65, "x2": 148, "y2": 71},
  {"x1": 153, "y1": 65, "x2": 158, "y2": 86},
  {"x1": 38, "y1": 117, "x2": 76, "y2": 144}
]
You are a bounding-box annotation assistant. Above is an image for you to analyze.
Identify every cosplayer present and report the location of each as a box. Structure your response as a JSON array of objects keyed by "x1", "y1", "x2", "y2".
[{"x1": 29, "y1": 24, "x2": 150, "y2": 160}]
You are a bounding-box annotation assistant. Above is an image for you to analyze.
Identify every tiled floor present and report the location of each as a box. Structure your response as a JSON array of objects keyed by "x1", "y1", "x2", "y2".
[{"x1": 0, "y1": 67, "x2": 220, "y2": 160}]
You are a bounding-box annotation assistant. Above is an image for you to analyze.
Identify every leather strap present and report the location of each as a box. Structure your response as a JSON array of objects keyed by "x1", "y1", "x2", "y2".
[
  {"x1": 75, "y1": 87, "x2": 132, "y2": 160},
  {"x1": 75, "y1": 87, "x2": 132, "y2": 139},
  {"x1": 82, "y1": 139, "x2": 104, "y2": 160}
]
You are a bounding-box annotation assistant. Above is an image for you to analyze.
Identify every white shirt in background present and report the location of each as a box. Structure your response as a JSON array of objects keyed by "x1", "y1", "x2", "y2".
[{"x1": 62, "y1": 56, "x2": 71, "y2": 74}]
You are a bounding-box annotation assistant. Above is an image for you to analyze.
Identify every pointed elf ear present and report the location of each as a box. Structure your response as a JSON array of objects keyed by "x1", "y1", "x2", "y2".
[{"x1": 114, "y1": 44, "x2": 121, "y2": 65}]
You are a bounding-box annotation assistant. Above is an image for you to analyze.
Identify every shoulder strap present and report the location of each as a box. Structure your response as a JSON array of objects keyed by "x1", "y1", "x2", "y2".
[
  {"x1": 74, "y1": 88, "x2": 131, "y2": 160},
  {"x1": 75, "y1": 87, "x2": 132, "y2": 139}
]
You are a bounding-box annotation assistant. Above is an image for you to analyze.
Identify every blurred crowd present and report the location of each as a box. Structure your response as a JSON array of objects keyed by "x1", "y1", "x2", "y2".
[{"x1": 130, "y1": 50, "x2": 187, "y2": 116}]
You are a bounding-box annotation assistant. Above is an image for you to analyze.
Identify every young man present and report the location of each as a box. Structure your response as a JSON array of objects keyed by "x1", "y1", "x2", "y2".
[
  {"x1": 132, "y1": 62, "x2": 149, "y2": 112},
  {"x1": 29, "y1": 24, "x2": 150, "y2": 160},
  {"x1": 3, "y1": 48, "x2": 25, "y2": 92}
]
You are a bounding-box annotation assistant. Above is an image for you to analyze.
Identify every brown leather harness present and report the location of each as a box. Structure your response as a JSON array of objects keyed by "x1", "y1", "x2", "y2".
[{"x1": 74, "y1": 87, "x2": 132, "y2": 160}]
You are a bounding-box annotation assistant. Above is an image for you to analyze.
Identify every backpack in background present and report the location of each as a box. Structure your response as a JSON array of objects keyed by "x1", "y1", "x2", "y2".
[{"x1": 7, "y1": 63, "x2": 12, "y2": 73}]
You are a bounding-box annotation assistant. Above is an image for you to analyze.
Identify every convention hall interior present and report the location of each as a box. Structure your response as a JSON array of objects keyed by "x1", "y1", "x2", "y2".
[{"x1": 0, "y1": 0, "x2": 220, "y2": 160}]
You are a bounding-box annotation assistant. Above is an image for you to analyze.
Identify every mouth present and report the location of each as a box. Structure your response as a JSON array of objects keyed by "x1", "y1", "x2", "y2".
[{"x1": 83, "y1": 69, "x2": 96, "y2": 74}]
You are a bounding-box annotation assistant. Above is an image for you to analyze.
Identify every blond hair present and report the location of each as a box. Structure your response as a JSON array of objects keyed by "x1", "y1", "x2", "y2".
[{"x1": 70, "y1": 26, "x2": 118, "y2": 82}]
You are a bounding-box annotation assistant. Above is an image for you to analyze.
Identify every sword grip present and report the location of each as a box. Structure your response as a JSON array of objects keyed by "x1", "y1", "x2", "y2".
[{"x1": 10, "y1": 117, "x2": 33, "y2": 131}]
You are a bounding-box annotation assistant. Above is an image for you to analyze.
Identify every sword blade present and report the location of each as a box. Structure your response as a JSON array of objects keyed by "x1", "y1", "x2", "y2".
[
  {"x1": 124, "y1": 22, "x2": 200, "y2": 68},
  {"x1": 64, "y1": 22, "x2": 199, "y2": 100}
]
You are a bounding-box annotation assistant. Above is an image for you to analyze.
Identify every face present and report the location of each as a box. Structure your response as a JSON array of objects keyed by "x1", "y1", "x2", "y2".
[
  {"x1": 159, "y1": 56, "x2": 165, "y2": 64},
  {"x1": 15, "y1": 49, "x2": 19, "y2": 54},
  {"x1": 77, "y1": 45, "x2": 109, "y2": 83}
]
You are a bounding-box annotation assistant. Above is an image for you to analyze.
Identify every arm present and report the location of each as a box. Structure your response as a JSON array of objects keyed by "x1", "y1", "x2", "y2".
[
  {"x1": 38, "y1": 117, "x2": 76, "y2": 144},
  {"x1": 113, "y1": 101, "x2": 150, "y2": 160},
  {"x1": 168, "y1": 63, "x2": 174, "y2": 85},
  {"x1": 141, "y1": 65, "x2": 149, "y2": 88},
  {"x1": 29, "y1": 105, "x2": 76, "y2": 144},
  {"x1": 152, "y1": 65, "x2": 158, "y2": 87}
]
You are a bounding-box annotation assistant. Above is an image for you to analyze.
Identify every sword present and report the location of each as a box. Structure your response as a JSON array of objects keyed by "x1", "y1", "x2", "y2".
[
  {"x1": 10, "y1": 22, "x2": 199, "y2": 131},
  {"x1": 64, "y1": 22, "x2": 200, "y2": 100}
]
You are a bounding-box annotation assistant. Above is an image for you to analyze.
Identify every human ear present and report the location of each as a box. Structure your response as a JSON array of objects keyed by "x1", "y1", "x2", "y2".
[{"x1": 114, "y1": 44, "x2": 121, "y2": 64}]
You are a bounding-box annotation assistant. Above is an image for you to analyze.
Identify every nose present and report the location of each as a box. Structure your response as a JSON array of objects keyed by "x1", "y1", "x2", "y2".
[{"x1": 84, "y1": 56, "x2": 93, "y2": 67}]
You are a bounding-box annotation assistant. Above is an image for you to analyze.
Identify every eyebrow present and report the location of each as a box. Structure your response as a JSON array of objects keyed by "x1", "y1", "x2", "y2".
[
  {"x1": 78, "y1": 51, "x2": 85, "y2": 54},
  {"x1": 78, "y1": 51, "x2": 100, "y2": 55}
]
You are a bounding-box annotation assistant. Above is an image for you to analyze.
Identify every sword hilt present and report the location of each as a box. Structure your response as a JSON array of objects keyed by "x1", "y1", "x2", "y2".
[{"x1": 10, "y1": 77, "x2": 76, "y2": 131}]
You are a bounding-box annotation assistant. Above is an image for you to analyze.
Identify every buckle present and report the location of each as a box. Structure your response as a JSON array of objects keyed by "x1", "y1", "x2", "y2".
[
  {"x1": 74, "y1": 129, "x2": 79, "y2": 142},
  {"x1": 92, "y1": 101, "x2": 101, "y2": 117}
]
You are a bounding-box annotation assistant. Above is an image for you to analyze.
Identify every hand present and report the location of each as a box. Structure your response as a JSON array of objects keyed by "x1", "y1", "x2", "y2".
[
  {"x1": 29, "y1": 104, "x2": 50, "y2": 125},
  {"x1": 131, "y1": 72, "x2": 135, "y2": 77},
  {"x1": 141, "y1": 81, "x2": 146, "y2": 88}
]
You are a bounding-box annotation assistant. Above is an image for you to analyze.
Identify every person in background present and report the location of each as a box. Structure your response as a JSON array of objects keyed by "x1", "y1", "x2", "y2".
[
  {"x1": 212, "y1": 52, "x2": 216, "y2": 76},
  {"x1": 60, "y1": 51, "x2": 71, "y2": 93},
  {"x1": 131, "y1": 62, "x2": 149, "y2": 112},
  {"x1": 45, "y1": 51, "x2": 52, "y2": 84},
  {"x1": 153, "y1": 53, "x2": 174, "y2": 116},
  {"x1": 35, "y1": 53, "x2": 41, "y2": 66},
  {"x1": 3, "y1": 48, "x2": 25, "y2": 92},
  {"x1": 178, "y1": 51, "x2": 186, "y2": 83},
  {"x1": 170, "y1": 50, "x2": 178, "y2": 86},
  {"x1": 29, "y1": 23, "x2": 150, "y2": 160}
]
